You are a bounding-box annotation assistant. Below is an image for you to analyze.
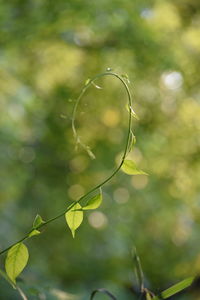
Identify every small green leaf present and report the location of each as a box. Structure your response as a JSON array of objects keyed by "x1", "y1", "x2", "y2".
[
  {"x1": 126, "y1": 104, "x2": 139, "y2": 120},
  {"x1": 85, "y1": 145, "x2": 96, "y2": 160},
  {"x1": 83, "y1": 189, "x2": 102, "y2": 210},
  {"x1": 5, "y1": 243, "x2": 29, "y2": 284},
  {"x1": 132, "y1": 247, "x2": 144, "y2": 292},
  {"x1": 28, "y1": 229, "x2": 41, "y2": 238},
  {"x1": 156, "y1": 277, "x2": 195, "y2": 299},
  {"x1": 121, "y1": 73, "x2": 130, "y2": 84},
  {"x1": 127, "y1": 130, "x2": 136, "y2": 153},
  {"x1": 130, "y1": 106, "x2": 139, "y2": 120},
  {"x1": 121, "y1": 160, "x2": 148, "y2": 175},
  {"x1": 65, "y1": 203, "x2": 83, "y2": 238},
  {"x1": 146, "y1": 292, "x2": 152, "y2": 300},
  {"x1": 85, "y1": 78, "x2": 90, "y2": 85},
  {"x1": 33, "y1": 214, "x2": 45, "y2": 228}
]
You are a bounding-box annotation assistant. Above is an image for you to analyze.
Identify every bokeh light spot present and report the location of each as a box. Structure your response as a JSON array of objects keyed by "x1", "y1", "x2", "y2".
[
  {"x1": 101, "y1": 109, "x2": 120, "y2": 127},
  {"x1": 161, "y1": 71, "x2": 183, "y2": 90},
  {"x1": 131, "y1": 175, "x2": 148, "y2": 190},
  {"x1": 68, "y1": 184, "x2": 85, "y2": 200},
  {"x1": 88, "y1": 211, "x2": 108, "y2": 229},
  {"x1": 113, "y1": 187, "x2": 129, "y2": 204}
]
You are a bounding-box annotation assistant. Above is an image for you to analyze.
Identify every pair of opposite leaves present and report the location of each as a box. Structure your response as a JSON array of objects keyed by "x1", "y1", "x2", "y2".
[{"x1": 4, "y1": 158, "x2": 146, "y2": 285}]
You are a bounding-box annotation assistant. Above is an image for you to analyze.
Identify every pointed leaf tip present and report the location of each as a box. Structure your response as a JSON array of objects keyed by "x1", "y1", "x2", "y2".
[
  {"x1": 121, "y1": 160, "x2": 148, "y2": 176},
  {"x1": 65, "y1": 203, "x2": 83, "y2": 238},
  {"x1": 72, "y1": 230, "x2": 75, "y2": 239},
  {"x1": 5, "y1": 243, "x2": 29, "y2": 284}
]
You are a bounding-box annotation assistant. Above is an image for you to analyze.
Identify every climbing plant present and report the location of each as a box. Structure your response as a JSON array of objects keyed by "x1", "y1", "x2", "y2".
[
  {"x1": 0, "y1": 71, "x2": 195, "y2": 299},
  {"x1": 0, "y1": 71, "x2": 145, "y2": 296}
]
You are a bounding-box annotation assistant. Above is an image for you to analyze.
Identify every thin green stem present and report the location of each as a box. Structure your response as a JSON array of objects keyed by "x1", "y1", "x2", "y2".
[
  {"x1": 0, "y1": 72, "x2": 133, "y2": 256},
  {"x1": 0, "y1": 230, "x2": 33, "y2": 255}
]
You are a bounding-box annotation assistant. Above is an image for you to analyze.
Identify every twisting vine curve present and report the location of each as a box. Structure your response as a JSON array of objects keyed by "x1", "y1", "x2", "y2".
[{"x1": 0, "y1": 71, "x2": 141, "y2": 296}]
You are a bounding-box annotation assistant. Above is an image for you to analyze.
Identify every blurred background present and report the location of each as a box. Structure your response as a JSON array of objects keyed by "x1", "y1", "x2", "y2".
[{"x1": 0, "y1": 0, "x2": 200, "y2": 299}]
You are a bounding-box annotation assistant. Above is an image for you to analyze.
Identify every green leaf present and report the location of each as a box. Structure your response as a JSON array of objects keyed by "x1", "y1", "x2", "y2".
[
  {"x1": 121, "y1": 160, "x2": 148, "y2": 175},
  {"x1": 127, "y1": 130, "x2": 136, "y2": 153},
  {"x1": 146, "y1": 292, "x2": 152, "y2": 300},
  {"x1": 121, "y1": 73, "x2": 130, "y2": 84},
  {"x1": 83, "y1": 189, "x2": 102, "y2": 210},
  {"x1": 85, "y1": 78, "x2": 90, "y2": 86},
  {"x1": 126, "y1": 104, "x2": 139, "y2": 120},
  {"x1": 28, "y1": 229, "x2": 41, "y2": 238},
  {"x1": 154, "y1": 277, "x2": 195, "y2": 299},
  {"x1": 65, "y1": 203, "x2": 83, "y2": 238},
  {"x1": 33, "y1": 214, "x2": 45, "y2": 228},
  {"x1": 85, "y1": 145, "x2": 96, "y2": 160},
  {"x1": 5, "y1": 243, "x2": 29, "y2": 284},
  {"x1": 132, "y1": 247, "x2": 144, "y2": 292},
  {"x1": 130, "y1": 106, "x2": 139, "y2": 120}
]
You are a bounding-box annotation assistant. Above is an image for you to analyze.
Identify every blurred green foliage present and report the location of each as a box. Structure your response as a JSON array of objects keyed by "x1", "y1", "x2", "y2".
[{"x1": 0, "y1": 0, "x2": 200, "y2": 299}]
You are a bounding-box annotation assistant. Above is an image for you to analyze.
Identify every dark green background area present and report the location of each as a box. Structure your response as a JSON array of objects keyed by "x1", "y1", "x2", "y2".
[{"x1": 0, "y1": 0, "x2": 200, "y2": 299}]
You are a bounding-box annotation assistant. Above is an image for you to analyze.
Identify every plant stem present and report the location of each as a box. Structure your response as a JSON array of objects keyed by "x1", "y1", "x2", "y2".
[
  {"x1": 0, "y1": 71, "x2": 133, "y2": 256},
  {"x1": 0, "y1": 230, "x2": 33, "y2": 255}
]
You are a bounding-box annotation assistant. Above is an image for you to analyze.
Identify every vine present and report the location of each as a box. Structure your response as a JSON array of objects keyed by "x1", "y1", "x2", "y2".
[
  {"x1": 0, "y1": 71, "x2": 146, "y2": 297},
  {"x1": 0, "y1": 71, "x2": 195, "y2": 300}
]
